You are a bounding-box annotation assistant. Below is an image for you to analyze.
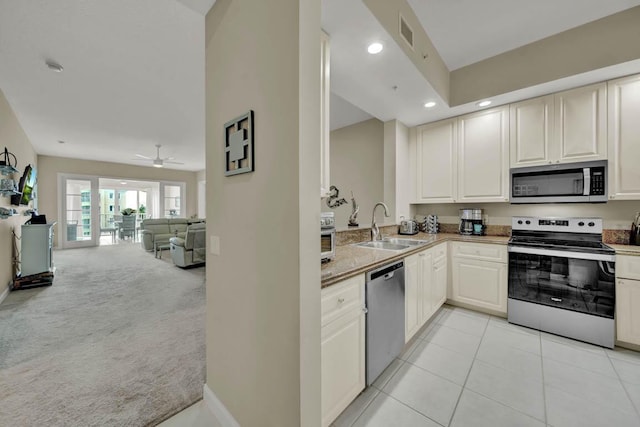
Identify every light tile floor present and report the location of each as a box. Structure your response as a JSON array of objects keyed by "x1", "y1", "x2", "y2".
[{"x1": 333, "y1": 305, "x2": 640, "y2": 427}]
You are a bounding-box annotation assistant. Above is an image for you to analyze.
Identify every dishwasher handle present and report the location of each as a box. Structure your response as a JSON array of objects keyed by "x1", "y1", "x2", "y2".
[{"x1": 368, "y1": 260, "x2": 404, "y2": 282}]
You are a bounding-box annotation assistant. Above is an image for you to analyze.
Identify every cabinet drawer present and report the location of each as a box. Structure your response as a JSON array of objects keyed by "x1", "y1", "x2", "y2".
[
  {"x1": 432, "y1": 243, "x2": 447, "y2": 263},
  {"x1": 618, "y1": 256, "x2": 640, "y2": 281},
  {"x1": 451, "y1": 242, "x2": 507, "y2": 263},
  {"x1": 321, "y1": 274, "x2": 365, "y2": 327}
]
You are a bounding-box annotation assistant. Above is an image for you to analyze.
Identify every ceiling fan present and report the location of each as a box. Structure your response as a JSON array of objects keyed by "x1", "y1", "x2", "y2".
[{"x1": 133, "y1": 144, "x2": 184, "y2": 168}]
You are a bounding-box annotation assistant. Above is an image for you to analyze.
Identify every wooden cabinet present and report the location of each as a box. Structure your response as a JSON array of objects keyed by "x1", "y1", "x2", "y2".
[
  {"x1": 509, "y1": 83, "x2": 607, "y2": 169},
  {"x1": 457, "y1": 106, "x2": 510, "y2": 202},
  {"x1": 405, "y1": 252, "x2": 421, "y2": 341},
  {"x1": 405, "y1": 243, "x2": 448, "y2": 342},
  {"x1": 321, "y1": 274, "x2": 365, "y2": 427},
  {"x1": 608, "y1": 74, "x2": 640, "y2": 200},
  {"x1": 415, "y1": 118, "x2": 457, "y2": 203},
  {"x1": 616, "y1": 278, "x2": 640, "y2": 346},
  {"x1": 450, "y1": 242, "x2": 507, "y2": 315},
  {"x1": 419, "y1": 249, "x2": 435, "y2": 324},
  {"x1": 554, "y1": 83, "x2": 607, "y2": 163},
  {"x1": 510, "y1": 95, "x2": 554, "y2": 167},
  {"x1": 432, "y1": 246, "x2": 448, "y2": 310},
  {"x1": 616, "y1": 255, "x2": 640, "y2": 346},
  {"x1": 320, "y1": 31, "x2": 331, "y2": 198}
]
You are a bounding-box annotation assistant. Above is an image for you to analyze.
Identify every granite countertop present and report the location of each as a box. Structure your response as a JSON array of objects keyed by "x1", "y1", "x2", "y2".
[
  {"x1": 608, "y1": 243, "x2": 640, "y2": 257},
  {"x1": 321, "y1": 232, "x2": 510, "y2": 288}
]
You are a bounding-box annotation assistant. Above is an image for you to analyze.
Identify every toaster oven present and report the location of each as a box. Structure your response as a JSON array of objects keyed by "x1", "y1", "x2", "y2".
[{"x1": 321, "y1": 212, "x2": 336, "y2": 262}]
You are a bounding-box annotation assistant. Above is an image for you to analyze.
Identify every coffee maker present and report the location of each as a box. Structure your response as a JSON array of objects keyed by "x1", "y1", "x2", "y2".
[{"x1": 459, "y1": 209, "x2": 484, "y2": 235}]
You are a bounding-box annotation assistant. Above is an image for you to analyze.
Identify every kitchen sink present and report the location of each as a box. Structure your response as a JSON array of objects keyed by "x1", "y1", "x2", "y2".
[
  {"x1": 383, "y1": 238, "x2": 429, "y2": 246},
  {"x1": 355, "y1": 241, "x2": 410, "y2": 251}
]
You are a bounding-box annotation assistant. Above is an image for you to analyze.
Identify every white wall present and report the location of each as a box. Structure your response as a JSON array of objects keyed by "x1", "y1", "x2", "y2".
[
  {"x1": 323, "y1": 118, "x2": 384, "y2": 228},
  {"x1": 205, "y1": 0, "x2": 320, "y2": 425},
  {"x1": 0, "y1": 89, "x2": 38, "y2": 300}
]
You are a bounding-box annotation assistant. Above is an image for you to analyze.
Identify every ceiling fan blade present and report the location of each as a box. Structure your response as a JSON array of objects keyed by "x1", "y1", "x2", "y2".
[
  {"x1": 135, "y1": 154, "x2": 153, "y2": 160},
  {"x1": 163, "y1": 156, "x2": 175, "y2": 161},
  {"x1": 131, "y1": 158, "x2": 152, "y2": 161},
  {"x1": 164, "y1": 160, "x2": 185, "y2": 165}
]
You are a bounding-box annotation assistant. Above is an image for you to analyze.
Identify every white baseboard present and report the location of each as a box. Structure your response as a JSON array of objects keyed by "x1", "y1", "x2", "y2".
[
  {"x1": 0, "y1": 285, "x2": 9, "y2": 305},
  {"x1": 203, "y1": 384, "x2": 240, "y2": 427}
]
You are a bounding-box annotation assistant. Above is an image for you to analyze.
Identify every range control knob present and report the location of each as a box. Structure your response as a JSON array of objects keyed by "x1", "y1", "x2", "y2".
[
  {"x1": 588, "y1": 222, "x2": 595, "y2": 227},
  {"x1": 578, "y1": 222, "x2": 585, "y2": 226},
  {"x1": 517, "y1": 220, "x2": 523, "y2": 225},
  {"x1": 525, "y1": 220, "x2": 531, "y2": 225}
]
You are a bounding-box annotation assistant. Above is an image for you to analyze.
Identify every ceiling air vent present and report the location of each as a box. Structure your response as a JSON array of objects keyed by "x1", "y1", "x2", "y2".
[{"x1": 399, "y1": 14, "x2": 414, "y2": 49}]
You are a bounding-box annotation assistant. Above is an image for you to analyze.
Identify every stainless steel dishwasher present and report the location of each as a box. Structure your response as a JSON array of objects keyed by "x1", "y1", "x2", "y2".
[{"x1": 366, "y1": 260, "x2": 405, "y2": 385}]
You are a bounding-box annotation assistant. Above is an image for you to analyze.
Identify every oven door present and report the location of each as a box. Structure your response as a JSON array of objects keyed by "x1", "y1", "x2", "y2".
[{"x1": 508, "y1": 246, "x2": 616, "y2": 318}]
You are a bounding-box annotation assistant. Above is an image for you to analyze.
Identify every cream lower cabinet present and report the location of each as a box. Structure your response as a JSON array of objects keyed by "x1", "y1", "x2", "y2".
[
  {"x1": 321, "y1": 274, "x2": 365, "y2": 427},
  {"x1": 405, "y1": 243, "x2": 448, "y2": 342},
  {"x1": 616, "y1": 255, "x2": 640, "y2": 346},
  {"x1": 450, "y1": 242, "x2": 507, "y2": 315},
  {"x1": 405, "y1": 252, "x2": 422, "y2": 341},
  {"x1": 608, "y1": 74, "x2": 640, "y2": 200}
]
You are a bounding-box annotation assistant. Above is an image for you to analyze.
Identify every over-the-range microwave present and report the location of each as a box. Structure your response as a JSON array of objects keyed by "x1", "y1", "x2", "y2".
[{"x1": 510, "y1": 160, "x2": 607, "y2": 204}]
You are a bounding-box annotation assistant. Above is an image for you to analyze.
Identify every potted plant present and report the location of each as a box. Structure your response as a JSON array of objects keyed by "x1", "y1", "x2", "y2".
[{"x1": 121, "y1": 208, "x2": 137, "y2": 216}]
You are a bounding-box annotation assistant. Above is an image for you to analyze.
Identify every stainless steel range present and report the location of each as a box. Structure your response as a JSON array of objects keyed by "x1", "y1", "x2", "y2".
[{"x1": 507, "y1": 216, "x2": 616, "y2": 348}]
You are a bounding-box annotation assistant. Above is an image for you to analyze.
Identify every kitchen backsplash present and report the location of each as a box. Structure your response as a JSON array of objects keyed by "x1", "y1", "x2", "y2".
[{"x1": 338, "y1": 221, "x2": 634, "y2": 246}]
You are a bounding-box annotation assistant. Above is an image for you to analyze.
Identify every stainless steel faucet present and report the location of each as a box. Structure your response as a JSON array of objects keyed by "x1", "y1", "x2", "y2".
[{"x1": 371, "y1": 202, "x2": 390, "y2": 241}]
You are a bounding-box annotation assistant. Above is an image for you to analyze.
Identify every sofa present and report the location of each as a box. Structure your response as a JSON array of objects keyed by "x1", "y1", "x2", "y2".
[
  {"x1": 170, "y1": 222, "x2": 206, "y2": 267},
  {"x1": 140, "y1": 218, "x2": 191, "y2": 251}
]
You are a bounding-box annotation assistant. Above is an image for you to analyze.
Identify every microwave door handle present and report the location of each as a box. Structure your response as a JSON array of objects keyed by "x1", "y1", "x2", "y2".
[{"x1": 583, "y1": 168, "x2": 591, "y2": 196}]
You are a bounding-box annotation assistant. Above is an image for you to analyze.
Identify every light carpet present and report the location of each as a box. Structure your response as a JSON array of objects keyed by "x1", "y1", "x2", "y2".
[{"x1": 0, "y1": 244, "x2": 205, "y2": 426}]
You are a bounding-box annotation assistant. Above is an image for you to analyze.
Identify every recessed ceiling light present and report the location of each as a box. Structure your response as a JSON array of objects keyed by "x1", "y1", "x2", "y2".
[
  {"x1": 45, "y1": 60, "x2": 64, "y2": 72},
  {"x1": 120, "y1": 181, "x2": 127, "y2": 185},
  {"x1": 477, "y1": 100, "x2": 492, "y2": 107},
  {"x1": 424, "y1": 101, "x2": 437, "y2": 108},
  {"x1": 367, "y1": 42, "x2": 383, "y2": 54}
]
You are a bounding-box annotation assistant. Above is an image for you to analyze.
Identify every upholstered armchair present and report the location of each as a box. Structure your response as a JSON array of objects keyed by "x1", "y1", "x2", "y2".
[{"x1": 169, "y1": 222, "x2": 206, "y2": 267}]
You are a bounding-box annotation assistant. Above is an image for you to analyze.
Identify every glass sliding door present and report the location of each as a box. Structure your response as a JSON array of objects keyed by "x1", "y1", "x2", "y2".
[{"x1": 60, "y1": 175, "x2": 99, "y2": 248}]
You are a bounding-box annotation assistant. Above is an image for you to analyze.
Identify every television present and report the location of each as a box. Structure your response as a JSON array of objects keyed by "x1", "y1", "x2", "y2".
[{"x1": 11, "y1": 164, "x2": 37, "y2": 206}]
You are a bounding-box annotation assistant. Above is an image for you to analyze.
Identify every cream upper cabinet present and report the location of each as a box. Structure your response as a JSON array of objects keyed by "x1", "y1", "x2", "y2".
[
  {"x1": 457, "y1": 106, "x2": 510, "y2": 203},
  {"x1": 321, "y1": 275, "x2": 365, "y2": 427},
  {"x1": 608, "y1": 74, "x2": 640, "y2": 200},
  {"x1": 320, "y1": 31, "x2": 330, "y2": 198},
  {"x1": 415, "y1": 118, "x2": 457, "y2": 203},
  {"x1": 510, "y1": 95, "x2": 554, "y2": 167},
  {"x1": 554, "y1": 83, "x2": 607, "y2": 163}
]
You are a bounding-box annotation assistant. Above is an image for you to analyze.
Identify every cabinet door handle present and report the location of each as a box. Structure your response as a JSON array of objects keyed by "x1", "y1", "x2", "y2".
[{"x1": 551, "y1": 297, "x2": 562, "y2": 302}]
